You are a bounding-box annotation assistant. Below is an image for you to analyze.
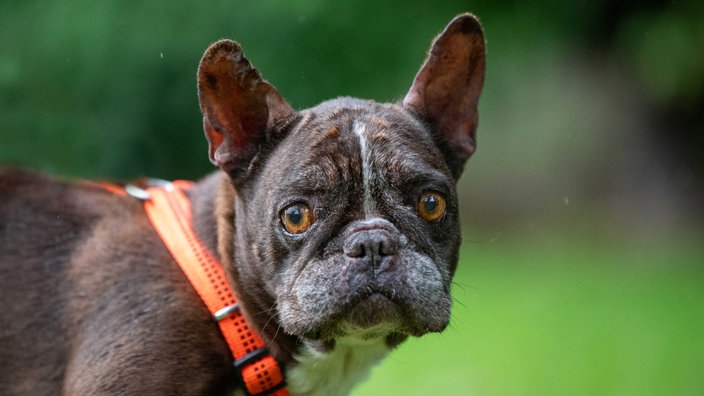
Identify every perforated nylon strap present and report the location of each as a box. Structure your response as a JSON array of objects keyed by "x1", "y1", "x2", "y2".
[{"x1": 143, "y1": 182, "x2": 288, "y2": 396}]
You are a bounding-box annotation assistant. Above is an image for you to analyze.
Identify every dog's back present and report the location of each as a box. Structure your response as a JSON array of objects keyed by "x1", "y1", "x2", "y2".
[{"x1": 0, "y1": 169, "x2": 235, "y2": 395}]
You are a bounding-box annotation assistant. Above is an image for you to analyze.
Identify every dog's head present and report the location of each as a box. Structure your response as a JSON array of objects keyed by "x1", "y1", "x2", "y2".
[{"x1": 196, "y1": 14, "x2": 485, "y2": 349}]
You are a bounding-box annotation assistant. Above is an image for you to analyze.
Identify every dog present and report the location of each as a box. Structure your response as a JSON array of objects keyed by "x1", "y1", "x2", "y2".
[{"x1": 0, "y1": 13, "x2": 485, "y2": 396}]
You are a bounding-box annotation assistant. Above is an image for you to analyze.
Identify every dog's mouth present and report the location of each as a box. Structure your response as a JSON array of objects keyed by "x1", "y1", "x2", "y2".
[
  {"x1": 344, "y1": 292, "x2": 403, "y2": 330},
  {"x1": 300, "y1": 289, "x2": 413, "y2": 343},
  {"x1": 296, "y1": 291, "x2": 413, "y2": 354},
  {"x1": 281, "y1": 250, "x2": 453, "y2": 344}
]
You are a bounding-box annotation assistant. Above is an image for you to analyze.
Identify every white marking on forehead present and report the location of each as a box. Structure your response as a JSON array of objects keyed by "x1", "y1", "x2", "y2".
[{"x1": 353, "y1": 120, "x2": 374, "y2": 217}]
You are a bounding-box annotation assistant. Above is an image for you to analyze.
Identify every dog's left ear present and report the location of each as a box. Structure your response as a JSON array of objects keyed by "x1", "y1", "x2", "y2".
[
  {"x1": 197, "y1": 40, "x2": 293, "y2": 182},
  {"x1": 404, "y1": 13, "x2": 486, "y2": 179}
]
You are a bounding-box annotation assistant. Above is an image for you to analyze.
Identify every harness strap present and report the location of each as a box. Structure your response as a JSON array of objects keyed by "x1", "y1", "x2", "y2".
[{"x1": 142, "y1": 181, "x2": 288, "y2": 396}]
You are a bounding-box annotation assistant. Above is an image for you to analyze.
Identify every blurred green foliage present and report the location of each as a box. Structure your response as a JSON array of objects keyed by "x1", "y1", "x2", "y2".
[
  {"x1": 2, "y1": 0, "x2": 702, "y2": 182},
  {"x1": 1, "y1": 0, "x2": 488, "y2": 180}
]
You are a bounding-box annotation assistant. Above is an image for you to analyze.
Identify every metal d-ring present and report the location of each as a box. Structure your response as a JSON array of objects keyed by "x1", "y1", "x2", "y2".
[{"x1": 125, "y1": 178, "x2": 174, "y2": 201}]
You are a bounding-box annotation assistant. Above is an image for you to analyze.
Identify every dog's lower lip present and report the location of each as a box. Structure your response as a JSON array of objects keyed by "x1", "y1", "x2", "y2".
[{"x1": 344, "y1": 292, "x2": 402, "y2": 329}]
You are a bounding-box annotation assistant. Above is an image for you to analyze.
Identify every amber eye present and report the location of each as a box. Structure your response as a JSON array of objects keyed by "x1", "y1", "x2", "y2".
[
  {"x1": 281, "y1": 204, "x2": 314, "y2": 234},
  {"x1": 417, "y1": 192, "x2": 446, "y2": 222}
]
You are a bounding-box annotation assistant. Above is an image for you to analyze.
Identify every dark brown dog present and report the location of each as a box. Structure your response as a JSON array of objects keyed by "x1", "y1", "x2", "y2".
[{"x1": 0, "y1": 13, "x2": 485, "y2": 396}]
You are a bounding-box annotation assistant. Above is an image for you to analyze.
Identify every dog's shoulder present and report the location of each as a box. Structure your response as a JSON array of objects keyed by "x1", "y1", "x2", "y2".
[
  {"x1": 0, "y1": 167, "x2": 64, "y2": 200},
  {"x1": 0, "y1": 167, "x2": 150, "y2": 261},
  {"x1": 0, "y1": 167, "x2": 128, "y2": 217},
  {"x1": 0, "y1": 168, "x2": 238, "y2": 395}
]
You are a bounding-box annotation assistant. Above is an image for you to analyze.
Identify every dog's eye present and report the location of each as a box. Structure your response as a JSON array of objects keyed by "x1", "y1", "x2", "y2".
[
  {"x1": 417, "y1": 192, "x2": 446, "y2": 222},
  {"x1": 281, "y1": 204, "x2": 314, "y2": 234}
]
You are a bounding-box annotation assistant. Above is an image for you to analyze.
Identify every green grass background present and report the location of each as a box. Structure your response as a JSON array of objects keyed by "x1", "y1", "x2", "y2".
[{"x1": 353, "y1": 233, "x2": 704, "y2": 395}]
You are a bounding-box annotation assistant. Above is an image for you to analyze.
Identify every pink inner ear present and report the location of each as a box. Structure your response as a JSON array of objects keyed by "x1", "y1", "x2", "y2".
[
  {"x1": 197, "y1": 40, "x2": 293, "y2": 175},
  {"x1": 203, "y1": 119, "x2": 224, "y2": 166}
]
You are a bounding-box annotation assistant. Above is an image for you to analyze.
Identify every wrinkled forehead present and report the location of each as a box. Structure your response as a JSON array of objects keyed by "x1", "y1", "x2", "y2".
[{"x1": 273, "y1": 98, "x2": 452, "y2": 196}]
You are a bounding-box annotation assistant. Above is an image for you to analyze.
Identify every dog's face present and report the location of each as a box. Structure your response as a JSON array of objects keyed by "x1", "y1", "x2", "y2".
[
  {"x1": 254, "y1": 99, "x2": 461, "y2": 341},
  {"x1": 197, "y1": 14, "x2": 485, "y2": 348}
]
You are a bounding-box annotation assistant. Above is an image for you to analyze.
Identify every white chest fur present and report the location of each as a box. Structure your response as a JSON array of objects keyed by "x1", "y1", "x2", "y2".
[{"x1": 286, "y1": 337, "x2": 389, "y2": 396}]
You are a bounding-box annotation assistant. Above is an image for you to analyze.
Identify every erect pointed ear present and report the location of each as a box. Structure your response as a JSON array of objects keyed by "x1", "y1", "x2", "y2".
[
  {"x1": 197, "y1": 40, "x2": 294, "y2": 181},
  {"x1": 403, "y1": 13, "x2": 486, "y2": 179}
]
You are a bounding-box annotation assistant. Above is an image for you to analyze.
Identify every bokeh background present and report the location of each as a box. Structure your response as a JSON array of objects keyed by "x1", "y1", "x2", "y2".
[{"x1": 2, "y1": 1, "x2": 703, "y2": 394}]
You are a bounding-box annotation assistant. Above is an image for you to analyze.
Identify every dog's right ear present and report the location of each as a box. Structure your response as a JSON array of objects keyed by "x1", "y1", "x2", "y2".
[{"x1": 197, "y1": 40, "x2": 293, "y2": 182}]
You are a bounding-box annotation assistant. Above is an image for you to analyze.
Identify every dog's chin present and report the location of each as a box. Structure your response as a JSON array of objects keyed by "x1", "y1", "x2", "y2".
[
  {"x1": 297, "y1": 293, "x2": 413, "y2": 353},
  {"x1": 345, "y1": 293, "x2": 403, "y2": 329}
]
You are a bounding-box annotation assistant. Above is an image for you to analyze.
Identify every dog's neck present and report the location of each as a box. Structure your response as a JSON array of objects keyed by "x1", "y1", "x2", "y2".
[
  {"x1": 189, "y1": 172, "x2": 301, "y2": 365},
  {"x1": 226, "y1": 340, "x2": 386, "y2": 396}
]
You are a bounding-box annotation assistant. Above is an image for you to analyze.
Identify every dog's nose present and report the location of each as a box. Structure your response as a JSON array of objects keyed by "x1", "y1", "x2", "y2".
[{"x1": 344, "y1": 219, "x2": 400, "y2": 265}]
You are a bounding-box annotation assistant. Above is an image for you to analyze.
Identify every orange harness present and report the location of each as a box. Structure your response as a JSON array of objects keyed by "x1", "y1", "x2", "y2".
[{"x1": 114, "y1": 180, "x2": 288, "y2": 396}]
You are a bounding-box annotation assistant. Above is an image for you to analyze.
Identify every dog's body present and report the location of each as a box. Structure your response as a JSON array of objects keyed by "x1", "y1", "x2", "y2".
[{"x1": 0, "y1": 14, "x2": 485, "y2": 396}]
